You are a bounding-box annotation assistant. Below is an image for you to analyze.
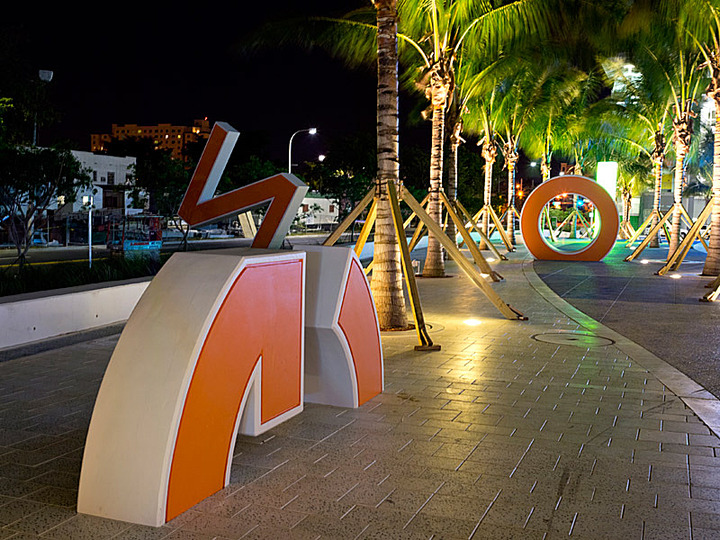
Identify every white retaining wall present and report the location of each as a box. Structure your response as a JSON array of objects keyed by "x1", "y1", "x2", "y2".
[{"x1": 0, "y1": 279, "x2": 151, "y2": 350}]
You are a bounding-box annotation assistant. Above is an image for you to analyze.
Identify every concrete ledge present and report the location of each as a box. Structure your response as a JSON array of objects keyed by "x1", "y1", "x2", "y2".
[
  {"x1": 0, "y1": 277, "x2": 151, "y2": 353},
  {"x1": 0, "y1": 323, "x2": 126, "y2": 363}
]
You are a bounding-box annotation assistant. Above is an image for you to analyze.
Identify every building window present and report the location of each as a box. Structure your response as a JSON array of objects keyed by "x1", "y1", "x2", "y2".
[
  {"x1": 107, "y1": 172, "x2": 115, "y2": 185},
  {"x1": 329, "y1": 205, "x2": 335, "y2": 213}
]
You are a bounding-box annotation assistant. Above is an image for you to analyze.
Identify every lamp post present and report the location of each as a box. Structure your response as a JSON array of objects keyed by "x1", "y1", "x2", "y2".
[
  {"x1": 33, "y1": 70, "x2": 53, "y2": 146},
  {"x1": 83, "y1": 195, "x2": 93, "y2": 268},
  {"x1": 288, "y1": 127, "x2": 317, "y2": 173}
]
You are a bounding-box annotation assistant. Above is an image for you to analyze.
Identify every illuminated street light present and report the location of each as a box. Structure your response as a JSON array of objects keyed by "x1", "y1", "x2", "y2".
[
  {"x1": 288, "y1": 127, "x2": 317, "y2": 173},
  {"x1": 318, "y1": 154, "x2": 326, "y2": 162},
  {"x1": 82, "y1": 195, "x2": 93, "y2": 268}
]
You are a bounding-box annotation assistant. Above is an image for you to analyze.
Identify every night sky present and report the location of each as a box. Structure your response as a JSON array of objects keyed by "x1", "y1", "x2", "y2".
[{"x1": 7, "y1": 1, "x2": 379, "y2": 163}]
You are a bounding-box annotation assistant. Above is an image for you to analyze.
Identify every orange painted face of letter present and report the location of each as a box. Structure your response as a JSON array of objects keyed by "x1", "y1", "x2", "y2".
[
  {"x1": 78, "y1": 251, "x2": 306, "y2": 527},
  {"x1": 166, "y1": 258, "x2": 304, "y2": 521},
  {"x1": 178, "y1": 122, "x2": 307, "y2": 249}
]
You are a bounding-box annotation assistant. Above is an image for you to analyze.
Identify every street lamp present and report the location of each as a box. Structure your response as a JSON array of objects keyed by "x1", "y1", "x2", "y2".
[
  {"x1": 318, "y1": 154, "x2": 326, "y2": 162},
  {"x1": 33, "y1": 70, "x2": 53, "y2": 146},
  {"x1": 288, "y1": 127, "x2": 317, "y2": 173},
  {"x1": 83, "y1": 195, "x2": 93, "y2": 268}
]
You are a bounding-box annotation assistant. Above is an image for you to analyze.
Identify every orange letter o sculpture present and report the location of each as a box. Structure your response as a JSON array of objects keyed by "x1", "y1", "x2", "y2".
[{"x1": 520, "y1": 175, "x2": 619, "y2": 261}]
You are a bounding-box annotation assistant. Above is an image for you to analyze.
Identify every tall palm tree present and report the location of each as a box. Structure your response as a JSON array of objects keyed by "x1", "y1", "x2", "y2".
[
  {"x1": 521, "y1": 63, "x2": 589, "y2": 181},
  {"x1": 290, "y1": 1, "x2": 549, "y2": 277},
  {"x1": 669, "y1": 0, "x2": 720, "y2": 274},
  {"x1": 601, "y1": 56, "x2": 673, "y2": 247},
  {"x1": 640, "y1": 41, "x2": 706, "y2": 256},
  {"x1": 371, "y1": 0, "x2": 408, "y2": 329},
  {"x1": 493, "y1": 57, "x2": 570, "y2": 240},
  {"x1": 396, "y1": 0, "x2": 548, "y2": 276},
  {"x1": 464, "y1": 88, "x2": 500, "y2": 249}
]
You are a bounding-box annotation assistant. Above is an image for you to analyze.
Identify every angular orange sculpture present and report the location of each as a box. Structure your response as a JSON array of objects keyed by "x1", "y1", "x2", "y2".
[{"x1": 178, "y1": 122, "x2": 307, "y2": 249}]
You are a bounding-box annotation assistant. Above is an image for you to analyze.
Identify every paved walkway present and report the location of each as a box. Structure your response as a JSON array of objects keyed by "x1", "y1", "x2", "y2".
[
  {"x1": 1, "y1": 246, "x2": 720, "y2": 539},
  {"x1": 535, "y1": 242, "x2": 720, "y2": 399}
]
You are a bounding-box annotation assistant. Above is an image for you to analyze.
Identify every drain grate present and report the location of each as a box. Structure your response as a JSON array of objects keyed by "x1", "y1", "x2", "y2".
[{"x1": 532, "y1": 331, "x2": 614, "y2": 348}]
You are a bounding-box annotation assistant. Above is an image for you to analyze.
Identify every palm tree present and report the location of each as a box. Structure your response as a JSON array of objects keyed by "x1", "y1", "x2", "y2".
[
  {"x1": 617, "y1": 159, "x2": 655, "y2": 236},
  {"x1": 464, "y1": 88, "x2": 500, "y2": 249},
  {"x1": 601, "y1": 56, "x2": 673, "y2": 247},
  {"x1": 286, "y1": 1, "x2": 549, "y2": 277},
  {"x1": 370, "y1": 0, "x2": 408, "y2": 329},
  {"x1": 641, "y1": 42, "x2": 706, "y2": 256},
  {"x1": 492, "y1": 57, "x2": 571, "y2": 241},
  {"x1": 669, "y1": 0, "x2": 720, "y2": 274},
  {"x1": 396, "y1": 0, "x2": 548, "y2": 276}
]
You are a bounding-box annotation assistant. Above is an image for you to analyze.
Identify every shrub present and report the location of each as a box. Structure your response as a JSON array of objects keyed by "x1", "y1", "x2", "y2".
[{"x1": 0, "y1": 253, "x2": 171, "y2": 297}]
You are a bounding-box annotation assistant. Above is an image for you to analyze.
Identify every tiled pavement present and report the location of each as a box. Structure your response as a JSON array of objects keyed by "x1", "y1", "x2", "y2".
[{"x1": 1, "y1": 247, "x2": 720, "y2": 539}]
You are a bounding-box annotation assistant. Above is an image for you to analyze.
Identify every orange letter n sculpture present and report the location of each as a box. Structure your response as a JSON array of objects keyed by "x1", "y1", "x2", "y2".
[{"x1": 77, "y1": 123, "x2": 383, "y2": 526}]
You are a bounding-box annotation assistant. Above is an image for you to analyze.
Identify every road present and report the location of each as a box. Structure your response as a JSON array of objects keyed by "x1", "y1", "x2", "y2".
[{"x1": 0, "y1": 234, "x2": 343, "y2": 268}]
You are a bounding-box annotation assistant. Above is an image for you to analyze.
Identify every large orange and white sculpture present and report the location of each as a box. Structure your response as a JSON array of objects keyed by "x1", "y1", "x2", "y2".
[{"x1": 78, "y1": 123, "x2": 383, "y2": 527}]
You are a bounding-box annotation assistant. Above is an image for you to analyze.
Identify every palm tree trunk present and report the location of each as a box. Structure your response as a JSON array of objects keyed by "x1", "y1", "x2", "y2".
[
  {"x1": 703, "y1": 100, "x2": 720, "y2": 275},
  {"x1": 649, "y1": 157, "x2": 663, "y2": 248},
  {"x1": 446, "y1": 120, "x2": 462, "y2": 246},
  {"x1": 479, "y1": 140, "x2": 496, "y2": 250},
  {"x1": 621, "y1": 191, "x2": 632, "y2": 239},
  {"x1": 371, "y1": 0, "x2": 407, "y2": 329},
  {"x1": 506, "y1": 154, "x2": 517, "y2": 244},
  {"x1": 541, "y1": 153, "x2": 550, "y2": 182},
  {"x1": 423, "y1": 71, "x2": 448, "y2": 277},
  {"x1": 668, "y1": 144, "x2": 686, "y2": 257}
]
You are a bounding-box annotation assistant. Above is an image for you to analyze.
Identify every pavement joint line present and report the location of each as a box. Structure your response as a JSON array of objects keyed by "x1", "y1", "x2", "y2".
[{"x1": 523, "y1": 255, "x2": 720, "y2": 440}]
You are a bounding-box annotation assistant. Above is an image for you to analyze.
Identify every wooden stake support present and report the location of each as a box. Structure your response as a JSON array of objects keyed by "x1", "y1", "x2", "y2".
[
  {"x1": 472, "y1": 205, "x2": 515, "y2": 251},
  {"x1": 701, "y1": 273, "x2": 720, "y2": 302},
  {"x1": 496, "y1": 205, "x2": 521, "y2": 245},
  {"x1": 454, "y1": 199, "x2": 508, "y2": 266},
  {"x1": 624, "y1": 206, "x2": 680, "y2": 262},
  {"x1": 625, "y1": 210, "x2": 661, "y2": 248},
  {"x1": 323, "y1": 184, "x2": 526, "y2": 350},
  {"x1": 552, "y1": 209, "x2": 592, "y2": 239},
  {"x1": 540, "y1": 206, "x2": 558, "y2": 243},
  {"x1": 400, "y1": 187, "x2": 525, "y2": 320},
  {"x1": 656, "y1": 200, "x2": 713, "y2": 275}
]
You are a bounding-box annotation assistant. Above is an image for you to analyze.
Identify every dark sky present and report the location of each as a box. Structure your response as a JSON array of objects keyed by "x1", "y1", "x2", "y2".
[{"x1": 8, "y1": 1, "x2": 378, "y2": 162}]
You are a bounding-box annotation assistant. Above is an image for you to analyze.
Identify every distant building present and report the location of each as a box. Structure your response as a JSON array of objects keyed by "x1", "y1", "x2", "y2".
[
  {"x1": 66, "y1": 151, "x2": 137, "y2": 214},
  {"x1": 90, "y1": 118, "x2": 211, "y2": 160},
  {"x1": 295, "y1": 192, "x2": 339, "y2": 231},
  {"x1": 44, "y1": 151, "x2": 140, "y2": 245}
]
